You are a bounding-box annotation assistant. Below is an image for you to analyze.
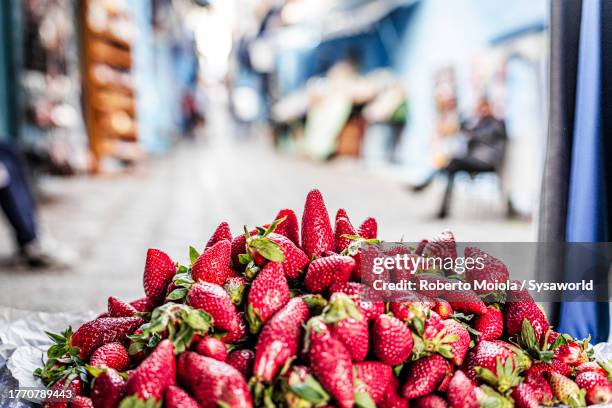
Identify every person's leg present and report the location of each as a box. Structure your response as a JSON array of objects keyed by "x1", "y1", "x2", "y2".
[
  {"x1": 437, "y1": 170, "x2": 456, "y2": 218},
  {"x1": 0, "y1": 145, "x2": 38, "y2": 248}
]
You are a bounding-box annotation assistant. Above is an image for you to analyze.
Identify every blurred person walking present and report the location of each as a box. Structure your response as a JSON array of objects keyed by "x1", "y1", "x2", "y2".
[
  {"x1": 411, "y1": 99, "x2": 507, "y2": 218},
  {"x1": 0, "y1": 141, "x2": 69, "y2": 268}
]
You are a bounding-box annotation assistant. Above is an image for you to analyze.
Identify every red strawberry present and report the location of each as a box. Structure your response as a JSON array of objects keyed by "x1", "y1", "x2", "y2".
[
  {"x1": 305, "y1": 255, "x2": 355, "y2": 293},
  {"x1": 230, "y1": 229, "x2": 257, "y2": 268},
  {"x1": 89, "y1": 342, "x2": 129, "y2": 371},
  {"x1": 575, "y1": 371, "x2": 608, "y2": 390},
  {"x1": 329, "y1": 282, "x2": 385, "y2": 321},
  {"x1": 187, "y1": 281, "x2": 240, "y2": 333},
  {"x1": 472, "y1": 305, "x2": 503, "y2": 340},
  {"x1": 71, "y1": 316, "x2": 143, "y2": 360},
  {"x1": 42, "y1": 378, "x2": 81, "y2": 408},
  {"x1": 547, "y1": 371, "x2": 586, "y2": 407},
  {"x1": 460, "y1": 350, "x2": 479, "y2": 383},
  {"x1": 380, "y1": 376, "x2": 409, "y2": 408},
  {"x1": 166, "y1": 385, "x2": 200, "y2": 408},
  {"x1": 129, "y1": 297, "x2": 154, "y2": 312},
  {"x1": 390, "y1": 292, "x2": 435, "y2": 322},
  {"x1": 91, "y1": 368, "x2": 125, "y2": 408},
  {"x1": 307, "y1": 318, "x2": 354, "y2": 408},
  {"x1": 71, "y1": 396, "x2": 93, "y2": 408},
  {"x1": 207, "y1": 221, "x2": 232, "y2": 248},
  {"x1": 524, "y1": 373, "x2": 553, "y2": 405},
  {"x1": 434, "y1": 298, "x2": 453, "y2": 319},
  {"x1": 227, "y1": 349, "x2": 255, "y2": 378},
  {"x1": 464, "y1": 247, "x2": 509, "y2": 294},
  {"x1": 575, "y1": 361, "x2": 608, "y2": 377},
  {"x1": 143, "y1": 248, "x2": 176, "y2": 305},
  {"x1": 511, "y1": 382, "x2": 540, "y2": 408},
  {"x1": 301, "y1": 189, "x2": 334, "y2": 258},
  {"x1": 124, "y1": 339, "x2": 176, "y2": 402},
  {"x1": 447, "y1": 370, "x2": 478, "y2": 408},
  {"x1": 107, "y1": 296, "x2": 138, "y2": 317},
  {"x1": 322, "y1": 293, "x2": 369, "y2": 362},
  {"x1": 443, "y1": 319, "x2": 470, "y2": 365},
  {"x1": 438, "y1": 359, "x2": 454, "y2": 392},
  {"x1": 421, "y1": 229, "x2": 457, "y2": 263},
  {"x1": 259, "y1": 233, "x2": 309, "y2": 279},
  {"x1": 472, "y1": 340, "x2": 525, "y2": 393},
  {"x1": 354, "y1": 361, "x2": 393, "y2": 404},
  {"x1": 402, "y1": 354, "x2": 448, "y2": 399},
  {"x1": 221, "y1": 312, "x2": 248, "y2": 344},
  {"x1": 253, "y1": 297, "x2": 310, "y2": 382},
  {"x1": 586, "y1": 383, "x2": 612, "y2": 405},
  {"x1": 192, "y1": 240, "x2": 233, "y2": 285},
  {"x1": 246, "y1": 262, "x2": 290, "y2": 333},
  {"x1": 358, "y1": 217, "x2": 378, "y2": 239},
  {"x1": 413, "y1": 394, "x2": 448, "y2": 408},
  {"x1": 178, "y1": 352, "x2": 252, "y2": 408},
  {"x1": 335, "y1": 215, "x2": 356, "y2": 253},
  {"x1": 274, "y1": 208, "x2": 300, "y2": 247},
  {"x1": 554, "y1": 342, "x2": 588, "y2": 365},
  {"x1": 372, "y1": 314, "x2": 413, "y2": 366},
  {"x1": 443, "y1": 290, "x2": 487, "y2": 315},
  {"x1": 525, "y1": 361, "x2": 571, "y2": 380},
  {"x1": 504, "y1": 291, "x2": 549, "y2": 340},
  {"x1": 195, "y1": 336, "x2": 227, "y2": 362}
]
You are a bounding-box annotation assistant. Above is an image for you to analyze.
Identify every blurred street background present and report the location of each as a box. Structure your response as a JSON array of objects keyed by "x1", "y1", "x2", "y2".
[{"x1": 0, "y1": 0, "x2": 547, "y2": 312}]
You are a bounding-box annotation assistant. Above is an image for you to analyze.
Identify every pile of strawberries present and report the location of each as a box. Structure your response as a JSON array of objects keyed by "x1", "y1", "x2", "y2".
[{"x1": 34, "y1": 189, "x2": 612, "y2": 408}]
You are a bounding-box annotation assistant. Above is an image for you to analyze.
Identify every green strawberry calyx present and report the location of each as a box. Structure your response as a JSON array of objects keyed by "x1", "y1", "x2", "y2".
[
  {"x1": 475, "y1": 356, "x2": 521, "y2": 394},
  {"x1": 118, "y1": 395, "x2": 161, "y2": 408},
  {"x1": 320, "y1": 293, "x2": 363, "y2": 324},
  {"x1": 33, "y1": 327, "x2": 90, "y2": 387},
  {"x1": 128, "y1": 303, "x2": 211, "y2": 355},
  {"x1": 341, "y1": 235, "x2": 380, "y2": 257},
  {"x1": 515, "y1": 319, "x2": 553, "y2": 362}
]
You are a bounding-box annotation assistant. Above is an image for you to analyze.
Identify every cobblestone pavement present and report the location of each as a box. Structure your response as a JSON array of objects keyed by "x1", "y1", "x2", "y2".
[{"x1": 0, "y1": 113, "x2": 534, "y2": 312}]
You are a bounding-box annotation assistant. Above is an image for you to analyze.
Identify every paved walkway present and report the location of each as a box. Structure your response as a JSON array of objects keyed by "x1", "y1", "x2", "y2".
[{"x1": 0, "y1": 109, "x2": 533, "y2": 313}]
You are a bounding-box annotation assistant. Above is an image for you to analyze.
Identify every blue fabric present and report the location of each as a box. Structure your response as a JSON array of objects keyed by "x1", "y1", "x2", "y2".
[{"x1": 558, "y1": 0, "x2": 610, "y2": 343}]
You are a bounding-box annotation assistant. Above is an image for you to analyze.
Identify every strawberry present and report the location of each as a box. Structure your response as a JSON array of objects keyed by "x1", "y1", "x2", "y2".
[
  {"x1": 71, "y1": 396, "x2": 93, "y2": 408},
  {"x1": 524, "y1": 373, "x2": 553, "y2": 405},
  {"x1": 380, "y1": 376, "x2": 409, "y2": 408},
  {"x1": 443, "y1": 319, "x2": 470, "y2": 365},
  {"x1": 321, "y1": 293, "x2": 369, "y2": 362},
  {"x1": 143, "y1": 248, "x2": 176, "y2": 305},
  {"x1": 265, "y1": 233, "x2": 309, "y2": 279},
  {"x1": 221, "y1": 312, "x2": 248, "y2": 344},
  {"x1": 227, "y1": 349, "x2": 255, "y2": 378},
  {"x1": 575, "y1": 371, "x2": 608, "y2": 390},
  {"x1": 329, "y1": 282, "x2": 385, "y2": 321},
  {"x1": 124, "y1": 339, "x2": 176, "y2": 403},
  {"x1": 335, "y1": 208, "x2": 349, "y2": 222},
  {"x1": 187, "y1": 281, "x2": 240, "y2": 333},
  {"x1": 178, "y1": 352, "x2": 252, "y2": 408},
  {"x1": 447, "y1": 370, "x2": 478, "y2": 408},
  {"x1": 442, "y1": 290, "x2": 487, "y2": 315},
  {"x1": 576, "y1": 361, "x2": 609, "y2": 377},
  {"x1": 472, "y1": 305, "x2": 503, "y2": 341},
  {"x1": 243, "y1": 228, "x2": 308, "y2": 279},
  {"x1": 166, "y1": 385, "x2": 200, "y2": 408},
  {"x1": 224, "y1": 275, "x2": 247, "y2": 306},
  {"x1": 586, "y1": 383, "x2": 612, "y2": 405},
  {"x1": 358, "y1": 217, "x2": 378, "y2": 239},
  {"x1": 107, "y1": 296, "x2": 138, "y2": 317},
  {"x1": 437, "y1": 359, "x2": 454, "y2": 392},
  {"x1": 274, "y1": 208, "x2": 300, "y2": 247},
  {"x1": 354, "y1": 361, "x2": 393, "y2": 404},
  {"x1": 505, "y1": 300, "x2": 549, "y2": 342},
  {"x1": 413, "y1": 394, "x2": 448, "y2": 408},
  {"x1": 511, "y1": 382, "x2": 540, "y2": 408},
  {"x1": 194, "y1": 336, "x2": 227, "y2": 362},
  {"x1": 402, "y1": 354, "x2": 448, "y2": 399},
  {"x1": 372, "y1": 314, "x2": 413, "y2": 365},
  {"x1": 192, "y1": 240, "x2": 233, "y2": 285},
  {"x1": 460, "y1": 350, "x2": 479, "y2": 383},
  {"x1": 246, "y1": 261, "x2": 290, "y2": 333},
  {"x1": 525, "y1": 361, "x2": 571, "y2": 380},
  {"x1": 554, "y1": 342, "x2": 588, "y2": 365},
  {"x1": 71, "y1": 316, "x2": 143, "y2": 359},
  {"x1": 547, "y1": 371, "x2": 586, "y2": 408},
  {"x1": 464, "y1": 247, "x2": 509, "y2": 294},
  {"x1": 253, "y1": 297, "x2": 310, "y2": 382},
  {"x1": 434, "y1": 298, "x2": 453, "y2": 319},
  {"x1": 472, "y1": 340, "x2": 526, "y2": 393},
  {"x1": 42, "y1": 378, "x2": 81, "y2": 408},
  {"x1": 206, "y1": 221, "x2": 232, "y2": 248},
  {"x1": 390, "y1": 292, "x2": 435, "y2": 322},
  {"x1": 421, "y1": 229, "x2": 457, "y2": 265},
  {"x1": 230, "y1": 229, "x2": 257, "y2": 268},
  {"x1": 307, "y1": 318, "x2": 354, "y2": 408},
  {"x1": 301, "y1": 189, "x2": 334, "y2": 258},
  {"x1": 89, "y1": 342, "x2": 129, "y2": 371},
  {"x1": 304, "y1": 255, "x2": 355, "y2": 293},
  {"x1": 129, "y1": 297, "x2": 154, "y2": 312},
  {"x1": 91, "y1": 368, "x2": 125, "y2": 408},
  {"x1": 334, "y1": 215, "x2": 356, "y2": 253}
]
